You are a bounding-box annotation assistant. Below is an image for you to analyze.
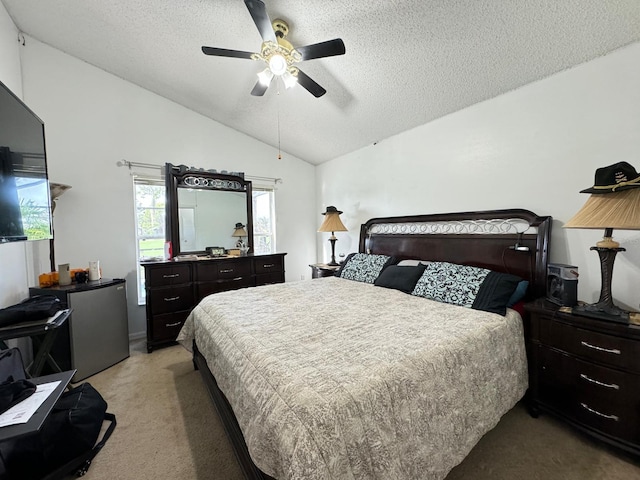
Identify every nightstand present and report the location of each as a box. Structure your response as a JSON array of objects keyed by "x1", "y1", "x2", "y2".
[
  {"x1": 523, "y1": 298, "x2": 640, "y2": 456},
  {"x1": 309, "y1": 263, "x2": 339, "y2": 279}
]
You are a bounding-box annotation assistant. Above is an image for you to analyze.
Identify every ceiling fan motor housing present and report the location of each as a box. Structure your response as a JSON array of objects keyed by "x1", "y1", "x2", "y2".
[
  {"x1": 272, "y1": 19, "x2": 289, "y2": 37},
  {"x1": 272, "y1": 19, "x2": 294, "y2": 51}
]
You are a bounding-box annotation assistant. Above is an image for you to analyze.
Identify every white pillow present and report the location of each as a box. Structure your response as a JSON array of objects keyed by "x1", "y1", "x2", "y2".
[{"x1": 397, "y1": 259, "x2": 431, "y2": 267}]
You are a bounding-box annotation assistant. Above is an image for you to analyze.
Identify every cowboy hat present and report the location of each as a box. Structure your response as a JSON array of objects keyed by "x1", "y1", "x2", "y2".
[
  {"x1": 322, "y1": 206, "x2": 343, "y2": 215},
  {"x1": 580, "y1": 162, "x2": 640, "y2": 194}
]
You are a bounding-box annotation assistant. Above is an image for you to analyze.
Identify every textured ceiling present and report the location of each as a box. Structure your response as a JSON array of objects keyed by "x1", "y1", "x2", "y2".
[{"x1": 3, "y1": 0, "x2": 640, "y2": 165}]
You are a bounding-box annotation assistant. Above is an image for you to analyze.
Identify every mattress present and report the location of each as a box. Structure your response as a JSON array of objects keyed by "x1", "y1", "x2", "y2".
[{"x1": 178, "y1": 276, "x2": 528, "y2": 480}]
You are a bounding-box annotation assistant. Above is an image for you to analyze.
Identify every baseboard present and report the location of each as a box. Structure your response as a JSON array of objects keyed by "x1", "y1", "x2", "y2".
[{"x1": 128, "y1": 331, "x2": 146, "y2": 342}]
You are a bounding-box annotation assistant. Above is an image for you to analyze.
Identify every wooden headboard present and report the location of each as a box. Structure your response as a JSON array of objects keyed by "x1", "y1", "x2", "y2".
[{"x1": 359, "y1": 209, "x2": 552, "y2": 300}]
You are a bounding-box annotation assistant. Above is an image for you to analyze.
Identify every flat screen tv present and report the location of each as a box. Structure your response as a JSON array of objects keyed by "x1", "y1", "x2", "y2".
[{"x1": 0, "y1": 79, "x2": 52, "y2": 243}]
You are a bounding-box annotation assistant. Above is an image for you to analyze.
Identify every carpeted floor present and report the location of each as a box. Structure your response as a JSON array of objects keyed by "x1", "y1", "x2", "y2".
[{"x1": 80, "y1": 340, "x2": 640, "y2": 480}]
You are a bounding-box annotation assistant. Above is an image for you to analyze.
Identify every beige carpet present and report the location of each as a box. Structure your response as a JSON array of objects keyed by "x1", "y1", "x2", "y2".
[{"x1": 80, "y1": 340, "x2": 640, "y2": 480}]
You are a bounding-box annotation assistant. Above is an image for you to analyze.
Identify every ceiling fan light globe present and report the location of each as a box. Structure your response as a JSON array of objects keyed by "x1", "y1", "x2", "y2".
[
  {"x1": 268, "y1": 54, "x2": 287, "y2": 76},
  {"x1": 257, "y1": 68, "x2": 274, "y2": 86},
  {"x1": 282, "y1": 71, "x2": 298, "y2": 89}
]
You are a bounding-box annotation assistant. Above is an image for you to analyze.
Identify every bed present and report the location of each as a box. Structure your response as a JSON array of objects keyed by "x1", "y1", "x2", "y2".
[{"x1": 177, "y1": 209, "x2": 551, "y2": 480}]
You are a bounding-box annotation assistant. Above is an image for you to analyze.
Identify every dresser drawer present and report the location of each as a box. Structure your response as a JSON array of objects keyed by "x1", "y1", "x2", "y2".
[
  {"x1": 152, "y1": 311, "x2": 190, "y2": 341},
  {"x1": 146, "y1": 264, "x2": 191, "y2": 286},
  {"x1": 149, "y1": 285, "x2": 194, "y2": 315},
  {"x1": 196, "y1": 260, "x2": 252, "y2": 281},
  {"x1": 197, "y1": 277, "x2": 253, "y2": 298},
  {"x1": 538, "y1": 316, "x2": 640, "y2": 373},
  {"x1": 255, "y1": 272, "x2": 285, "y2": 286},
  {"x1": 254, "y1": 256, "x2": 284, "y2": 274}
]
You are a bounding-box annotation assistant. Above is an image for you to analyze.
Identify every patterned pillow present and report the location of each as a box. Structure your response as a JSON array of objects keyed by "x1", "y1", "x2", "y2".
[
  {"x1": 338, "y1": 253, "x2": 395, "y2": 283},
  {"x1": 411, "y1": 261, "x2": 521, "y2": 315}
]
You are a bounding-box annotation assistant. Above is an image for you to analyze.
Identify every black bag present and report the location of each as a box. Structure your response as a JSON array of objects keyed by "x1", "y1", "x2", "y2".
[
  {"x1": 0, "y1": 383, "x2": 116, "y2": 479},
  {"x1": 0, "y1": 296, "x2": 64, "y2": 328},
  {"x1": 0, "y1": 348, "x2": 36, "y2": 415}
]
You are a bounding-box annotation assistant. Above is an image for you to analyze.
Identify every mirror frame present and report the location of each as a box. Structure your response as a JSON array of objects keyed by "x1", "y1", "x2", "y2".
[{"x1": 165, "y1": 163, "x2": 254, "y2": 256}]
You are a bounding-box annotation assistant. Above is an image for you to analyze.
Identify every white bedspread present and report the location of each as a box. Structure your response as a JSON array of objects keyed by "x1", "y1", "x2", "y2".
[{"x1": 178, "y1": 276, "x2": 528, "y2": 480}]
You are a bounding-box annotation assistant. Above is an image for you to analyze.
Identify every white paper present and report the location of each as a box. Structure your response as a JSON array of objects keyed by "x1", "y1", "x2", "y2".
[{"x1": 0, "y1": 380, "x2": 61, "y2": 427}]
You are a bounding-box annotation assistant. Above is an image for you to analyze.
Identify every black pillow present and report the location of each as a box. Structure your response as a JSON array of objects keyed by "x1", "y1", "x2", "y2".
[
  {"x1": 472, "y1": 271, "x2": 523, "y2": 315},
  {"x1": 374, "y1": 264, "x2": 427, "y2": 293}
]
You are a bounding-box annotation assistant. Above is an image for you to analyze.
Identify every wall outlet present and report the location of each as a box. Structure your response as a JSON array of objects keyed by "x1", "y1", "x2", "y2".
[{"x1": 300, "y1": 274, "x2": 305, "y2": 280}]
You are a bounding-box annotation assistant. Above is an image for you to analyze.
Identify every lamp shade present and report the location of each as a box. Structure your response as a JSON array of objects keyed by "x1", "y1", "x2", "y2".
[
  {"x1": 318, "y1": 206, "x2": 348, "y2": 233},
  {"x1": 232, "y1": 223, "x2": 247, "y2": 237},
  {"x1": 564, "y1": 189, "x2": 640, "y2": 230},
  {"x1": 50, "y1": 182, "x2": 72, "y2": 201}
]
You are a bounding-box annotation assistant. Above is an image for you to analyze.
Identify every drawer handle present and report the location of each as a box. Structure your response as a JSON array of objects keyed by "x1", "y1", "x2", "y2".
[
  {"x1": 165, "y1": 321, "x2": 182, "y2": 327},
  {"x1": 579, "y1": 373, "x2": 620, "y2": 390},
  {"x1": 164, "y1": 296, "x2": 180, "y2": 302},
  {"x1": 580, "y1": 402, "x2": 619, "y2": 421},
  {"x1": 580, "y1": 341, "x2": 621, "y2": 355},
  {"x1": 263, "y1": 264, "x2": 275, "y2": 268},
  {"x1": 232, "y1": 277, "x2": 243, "y2": 281},
  {"x1": 162, "y1": 273, "x2": 180, "y2": 278},
  {"x1": 220, "y1": 268, "x2": 234, "y2": 273}
]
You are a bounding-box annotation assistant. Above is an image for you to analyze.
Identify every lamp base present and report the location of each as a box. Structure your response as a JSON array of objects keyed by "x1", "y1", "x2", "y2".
[
  {"x1": 572, "y1": 302, "x2": 629, "y2": 324},
  {"x1": 576, "y1": 245, "x2": 629, "y2": 324},
  {"x1": 326, "y1": 235, "x2": 339, "y2": 266}
]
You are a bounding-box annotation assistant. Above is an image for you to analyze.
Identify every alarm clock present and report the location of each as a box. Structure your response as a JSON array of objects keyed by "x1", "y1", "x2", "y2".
[
  {"x1": 206, "y1": 246, "x2": 226, "y2": 257},
  {"x1": 546, "y1": 263, "x2": 578, "y2": 307}
]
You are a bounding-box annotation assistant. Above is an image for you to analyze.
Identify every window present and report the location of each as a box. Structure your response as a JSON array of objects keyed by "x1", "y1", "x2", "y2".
[
  {"x1": 252, "y1": 187, "x2": 276, "y2": 254},
  {"x1": 134, "y1": 177, "x2": 165, "y2": 304}
]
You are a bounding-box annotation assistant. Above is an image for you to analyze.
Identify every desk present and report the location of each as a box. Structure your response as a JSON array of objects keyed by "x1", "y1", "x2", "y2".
[
  {"x1": 0, "y1": 310, "x2": 71, "y2": 377},
  {"x1": 0, "y1": 370, "x2": 75, "y2": 443}
]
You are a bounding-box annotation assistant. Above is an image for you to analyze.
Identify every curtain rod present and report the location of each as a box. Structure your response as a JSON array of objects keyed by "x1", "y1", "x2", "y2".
[{"x1": 116, "y1": 159, "x2": 282, "y2": 184}]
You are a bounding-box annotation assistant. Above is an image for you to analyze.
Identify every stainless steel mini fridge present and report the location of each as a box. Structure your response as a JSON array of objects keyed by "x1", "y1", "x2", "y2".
[{"x1": 30, "y1": 278, "x2": 130, "y2": 382}]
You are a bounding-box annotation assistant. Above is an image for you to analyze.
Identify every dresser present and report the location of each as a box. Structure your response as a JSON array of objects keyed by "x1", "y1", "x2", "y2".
[
  {"x1": 523, "y1": 299, "x2": 640, "y2": 456},
  {"x1": 142, "y1": 253, "x2": 286, "y2": 352}
]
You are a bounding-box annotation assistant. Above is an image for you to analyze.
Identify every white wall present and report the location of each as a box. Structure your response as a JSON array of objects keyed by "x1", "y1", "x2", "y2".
[
  {"x1": 14, "y1": 36, "x2": 316, "y2": 338},
  {"x1": 317, "y1": 42, "x2": 640, "y2": 311}
]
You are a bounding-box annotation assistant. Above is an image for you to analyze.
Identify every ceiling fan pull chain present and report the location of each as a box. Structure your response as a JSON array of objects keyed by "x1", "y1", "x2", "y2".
[{"x1": 277, "y1": 87, "x2": 282, "y2": 160}]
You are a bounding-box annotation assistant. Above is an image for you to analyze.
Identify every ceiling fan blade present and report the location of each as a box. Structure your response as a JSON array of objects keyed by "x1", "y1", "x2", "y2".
[
  {"x1": 296, "y1": 39, "x2": 346, "y2": 61},
  {"x1": 202, "y1": 46, "x2": 254, "y2": 59},
  {"x1": 244, "y1": 0, "x2": 277, "y2": 43},
  {"x1": 296, "y1": 69, "x2": 326, "y2": 98},
  {"x1": 250, "y1": 78, "x2": 270, "y2": 96}
]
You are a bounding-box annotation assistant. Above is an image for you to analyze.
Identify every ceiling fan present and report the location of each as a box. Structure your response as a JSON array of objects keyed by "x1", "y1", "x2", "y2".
[{"x1": 201, "y1": 0, "x2": 345, "y2": 98}]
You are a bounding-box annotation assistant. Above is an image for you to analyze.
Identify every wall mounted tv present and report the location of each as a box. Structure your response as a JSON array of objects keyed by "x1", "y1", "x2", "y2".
[{"x1": 0, "y1": 80, "x2": 52, "y2": 243}]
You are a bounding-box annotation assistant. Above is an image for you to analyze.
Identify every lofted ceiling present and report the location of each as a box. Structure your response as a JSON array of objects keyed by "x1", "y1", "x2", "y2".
[{"x1": 3, "y1": 0, "x2": 640, "y2": 165}]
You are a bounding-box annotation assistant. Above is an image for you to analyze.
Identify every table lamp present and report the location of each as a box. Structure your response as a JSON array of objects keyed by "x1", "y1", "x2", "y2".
[
  {"x1": 564, "y1": 162, "x2": 640, "y2": 322},
  {"x1": 318, "y1": 206, "x2": 348, "y2": 266},
  {"x1": 232, "y1": 222, "x2": 248, "y2": 247}
]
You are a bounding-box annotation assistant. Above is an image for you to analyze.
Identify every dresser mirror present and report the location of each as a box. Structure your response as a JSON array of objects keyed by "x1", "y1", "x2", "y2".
[{"x1": 165, "y1": 163, "x2": 253, "y2": 256}]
